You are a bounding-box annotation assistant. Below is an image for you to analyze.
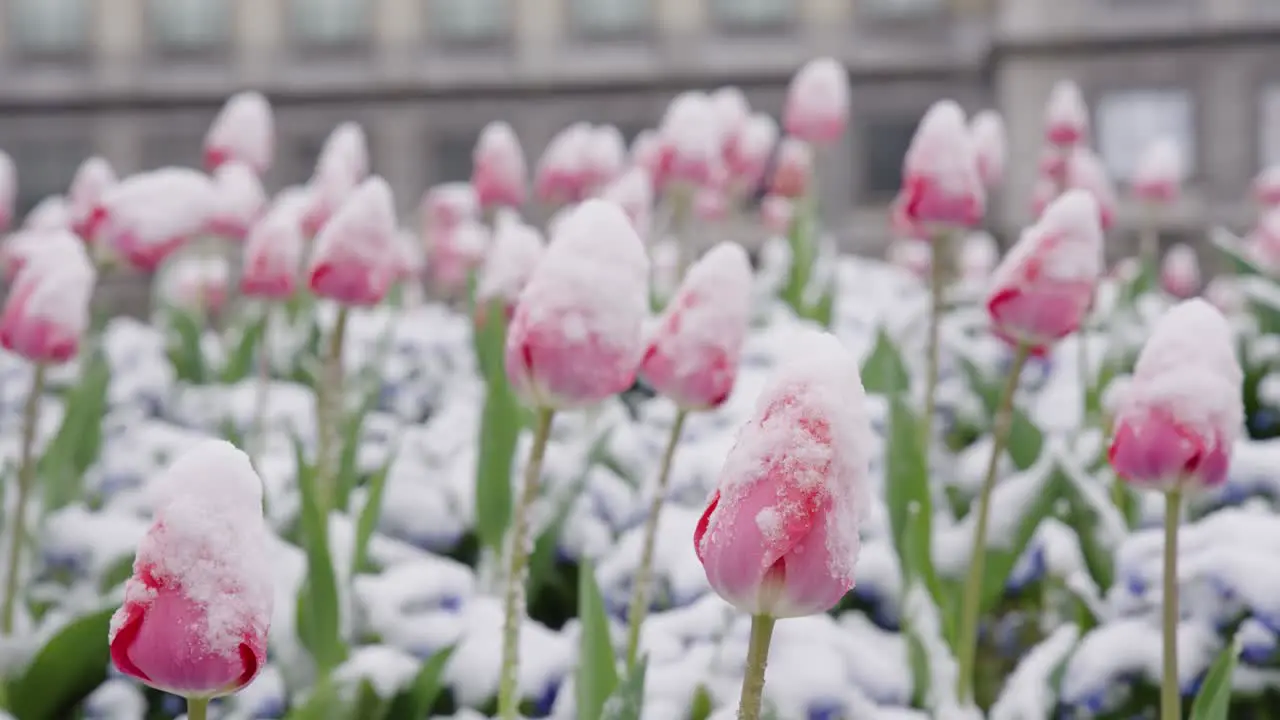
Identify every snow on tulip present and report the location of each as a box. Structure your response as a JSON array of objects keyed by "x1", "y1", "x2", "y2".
[
  {"x1": 769, "y1": 137, "x2": 813, "y2": 200},
  {"x1": 472, "y1": 121, "x2": 527, "y2": 210},
  {"x1": 302, "y1": 122, "x2": 369, "y2": 236},
  {"x1": 67, "y1": 156, "x2": 116, "y2": 243},
  {"x1": 600, "y1": 166, "x2": 654, "y2": 239},
  {"x1": 1044, "y1": 79, "x2": 1089, "y2": 147},
  {"x1": 307, "y1": 176, "x2": 400, "y2": 306},
  {"x1": 1159, "y1": 243, "x2": 1200, "y2": 299},
  {"x1": 899, "y1": 100, "x2": 986, "y2": 228},
  {"x1": 535, "y1": 122, "x2": 592, "y2": 205},
  {"x1": 659, "y1": 92, "x2": 723, "y2": 188},
  {"x1": 98, "y1": 168, "x2": 217, "y2": 272},
  {"x1": 23, "y1": 195, "x2": 71, "y2": 232},
  {"x1": 784, "y1": 57, "x2": 850, "y2": 145},
  {"x1": 969, "y1": 109, "x2": 1007, "y2": 188},
  {"x1": 475, "y1": 213, "x2": 544, "y2": 314},
  {"x1": 1131, "y1": 137, "x2": 1183, "y2": 204},
  {"x1": 159, "y1": 254, "x2": 229, "y2": 317},
  {"x1": 0, "y1": 230, "x2": 95, "y2": 364},
  {"x1": 206, "y1": 161, "x2": 266, "y2": 242},
  {"x1": 241, "y1": 201, "x2": 305, "y2": 300},
  {"x1": 204, "y1": 91, "x2": 274, "y2": 176}
]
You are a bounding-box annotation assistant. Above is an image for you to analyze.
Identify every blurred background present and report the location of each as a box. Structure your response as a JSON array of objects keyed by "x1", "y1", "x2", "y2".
[{"x1": 1, "y1": 0, "x2": 1277, "y2": 260}]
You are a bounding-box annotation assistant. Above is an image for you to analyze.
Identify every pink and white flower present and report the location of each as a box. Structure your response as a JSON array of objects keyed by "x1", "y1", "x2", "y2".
[
  {"x1": 784, "y1": 58, "x2": 850, "y2": 145},
  {"x1": 204, "y1": 91, "x2": 274, "y2": 176}
]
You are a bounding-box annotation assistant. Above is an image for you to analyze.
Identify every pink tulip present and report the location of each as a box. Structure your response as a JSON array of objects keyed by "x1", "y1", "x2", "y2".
[
  {"x1": 900, "y1": 101, "x2": 986, "y2": 228},
  {"x1": 726, "y1": 113, "x2": 779, "y2": 191},
  {"x1": 770, "y1": 137, "x2": 813, "y2": 199},
  {"x1": 1131, "y1": 138, "x2": 1182, "y2": 204},
  {"x1": 640, "y1": 242, "x2": 752, "y2": 410},
  {"x1": 392, "y1": 229, "x2": 426, "y2": 285},
  {"x1": 420, "y1": 182, "x2": 480, "y2": 234},
  {"x1": 98, "y1": 169, "x2": 216, "y2": 273},
  {"x1": 307, "y1": 176, "x2": 400, "y2": 306},
  {"x1": 986, "y1": 189, "x2": 1103, "y2": 351},
  {"x1": 659, "y1": 92, "x2": 723, "y2": 188},
  {"x1": 1254, "y1": 165, "x2": 1280, "y2": 208},
  {"x1": 206, "y1": 162, "x2": 266, "y2": 242},
  {"x1": 784, "y1": 58, "x2": 850, "y2": 145},
  {"x1": 0, "y1": 232, "x2": 94, "y2": 363},
  {"x1": 0, "y1": 151, "x2": 14, "y2": 233},
  {"x1": 1044, "y1": 80, "x2": 1089, "y2": 147},
  {"x1": 109, "y1": 440, "x2": 273, "y2": 698},
  {"x1": 761, "y1": 195, "x2": 793, "y2": 236},
  {"x1": 67, "y1": 157, "x2": 116, "y2": 243},
  {"x1": 536, "y1": 123, "x2": 592, "y2": 205},
  {"x1": 969, "y1": 110, "x2": 1006, "y2": 188},
  {"x1": 711, "y1": 86, "x2": 751, "y2": 155},
  {"x1": 22, "y1": 196, "x2": 71, "y2": 233},
  {"x1": 582, "y1": 125, "x2": 627, "y2": 192},
  {"x1": 472, "y1": 121, "x2": 527, "y2": 210},
  {"x1": 694, "y1": 330, "x2": 870, "y2": 618},
  {"x1": 1159, "y1": 243, "x2": 1200, "y2": 299},
  {"x1": 427, "y1": 218, "x2": 489, "y2": 296},
  {"x1": 504, "y1": 199, "x2": 649, "y2": 409},
  {"x1": 160, "y1": 255, "x2": 229, "y2": 316},
  {"x1": 476, "y1": 214, "x2": 544, "y2": 313},
  {"x1": 1109, "y1": 299, "x2": 1242, "y2": 491},
  {"x1": 302, "y1": 122, "x2": 369, "y2": 236},
  {"x1": 204, "y1": 92, "x2": 274, "y2": 176},
  {"x1": 600, "y1": 167, "x2": 654, "y2": 239},
  {"x1": 241, "y1": 201, "x2": 305, "y2": 300},
  {"x1": 630, "y1": 129, "x2": 668, "y2": 191},
  {"x1": 1064, "y1": 148, "x2": 1117, "y2": 231}
]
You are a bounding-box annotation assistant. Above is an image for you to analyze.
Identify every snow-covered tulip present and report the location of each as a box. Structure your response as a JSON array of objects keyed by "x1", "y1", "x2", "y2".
[
  {"x1": 600, "y1": 167, "x2": 653, "y2": 239},
  {"x1": 67, "y1": 156, "x2": 116, "y2": 242},
  {"x1": 472, "y1": 121, "x2": 527, "y2": 210},
  {"x1": 711, "y1": 86, "x2": 751, "y2": 151},
  {"x1": 476, "y1": 215, "x2": 544, "y2": 314},
  {"x1": 241, "y1": 202, "x2": 305, "y2": 300},
  {"x1": 504, "y1": 199, "x2": 649, "y2": 409},
  {"x1": 660, "y1": 92, "x2": 723, "y2": 187},
  {"x1": 761, "y1": 195, "x2": 793, "y2": 236},
  {"x1": 630, "y1": 129, "x2": 667, "y2": 189},
  {"x1": 770, "y1": 137, "x2": 812, "y2": 199},
  {"x1": 307, "y1": 176, "x2": 399, "y2": 306},
  {"x1": 23, "y1": 196, "x2": 71, "y2": 232},
  {"x1": 640, "y1": 242, "x2": 752, "y2": 410},
  {"x1": 421, "y1": 182, "x2": 479, "y2": 232},
  {"x1": 900, "y1": 101, "x2": 985, "y2": 228},
  {"x1": 204, "y1": 91, "x2": 273, "y2": 175},
  {"x1": 1254, "y1": 165, "x2": 1280, "y2": 208},
  {"x1": 784, "y1": 57, "x2": 850, "y2": 145},
  {"x1": 0, "y1": 151, "x2": 13, "y2": 233},
  {"x1": 583, "y1": 125, "x2": 627, "y2": 192},
  {"x1": 98, "y1": 169, "x2": 216, "y2": 272},
  {"x1": 726, "y1": 113, "x2": 779, "y2": 191},
  {"x1": 302, "y1": 122, "x2": 369, "y2": 236},
  {"x1": 160, "y1": 255, "x2": 229, "y2": 316},
  {"x1": 427, "y1": 218, "x2": 489, "y2": 296},
  {"x1": 0, "y1": 231, "x2": 95, "y2": 364},
  {"x1": 109, "y1": 440, "x2": 273, "y2": 703},
  {"x1": 207, "y1": 162, "x2": 266, "y2": 241},
  {"x1": 1131, "y1": 137, "x2": 1183, "y2": 204},
  {"x1": 536, "y1": 123, "x2": 590, "y2": 205},
  {"x1": 694, "y1": 330, "x2": 870, "y2": 618},
  {"x1": 1044, "y1": 80, "x2": 1088, "y2": 147},
  {"x1": 1108, "y1": 299, "x2": 1242, "y2": 492},
  {"x1": 1064, "y1": 148, "x2": 1117, "y2": 231},
  {"x1": 986, "y1": 189, "x2": 1104, "y2": 351},
  {"x1": 1160, "y1": 243, "x2": 1199, "y2": 299},
  {"x1": 969, "y1": 110, "x2": 1007, "y2": 188}
]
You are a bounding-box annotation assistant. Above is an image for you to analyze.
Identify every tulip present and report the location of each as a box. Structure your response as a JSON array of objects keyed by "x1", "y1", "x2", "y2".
[
  {"x1": 710, "y1": 86, "x2": 751, "y2": 154},
  {"x1": 630, "y1": 129, "x2": 668, "y2": 191},
  {"x1": 109, "y1": 440, "x2": 273, "y2": 718},
  {"x1": 159, "y1": 254, "x2": 229, "y2": 317},
  {"x1": 496, "y1": 199, "x2": 648, "y2": 720},
  {"x1": 241, "y1": 202, "x2": 305, "y2": 301},
  {"x1": 307, "y1": 176, "x2": 399, "y2": 307},
  {"x1": 1253, "y1": 165, "x2": 1280, "y2": 208},
  {"x1": 1044, "y1": 80, "x2": 1089, "y2": 147},
  {"x1": 475, "y1": 214, "x2": 544, "y2": 318},
  {"x1": 302, "y1": 122, "x2": 369, "y2": 236},
  {"x1": 694, "y1": 330, "x2": 870, "y2": 719},
  {"x1": 98, "y1": 169, "x2": 216, "y2": 273},
  {"x1": 67, "y1": 156, "x2": 116, "y2": 243},
  {"x1": 204, "y1": 91, "x2": 274, "y2": 176},
  {"x1": 600, "y1": 166, "x2": 654, "y2": 239},
  {"x1": 726, "y1": 113, "x2": 779, "y2": 192},
  {"x1": 427, "y1": 218, "x2": 490, "y2": 296},
  {"x1": 0, "y1": 151, "x2": 13, "y2": 233},
  {"x1": 421, "y1": 181, "x2": 480, "y2": 232},
  {"x1": 1159, "y1": 243, "x2": 1199, "y2": 299},
  {"x1": 207, "y1": 162, "x2": 266, "y2": 242},
  {"x1": 784, "y1": 57, "x2": 850, "y2": 145},
  {"x1": 1064, "y1": 148, "x2": 1117, "y2": 231},
  {"x1": 1204, "y1": 276, "x2": 1244, "y2": 316},
  {"x1": 769, "y1": 137, "x2": 813, "y2": 200},
  {"x1": 900, "y1": 100, "x2": 986, "y2": 228},
  {"x1": 1132, "y1": 137, "x2": 1183, "y2": 205},
  {"x1": 535, "y1": 122, "x2": 591, "y2": 205},
  {"x1": 23, "y1": 195, "x2": 71, "y2": 232},
  {"x1": 1107, "y1": 299, "x2": 1243, "y2": 720},
  {"x1": 660, "y1": 92, "x2": 723, "y2": 188},
  {"x1": 472, "y1": 121, "x2": 527, "y2": 210},
  {"x1": 969, "y1": 110, "x2": 1007, "y2": 188},
  {"x1": 582, "y1": 124, "x2": 627, "y2": 192}
]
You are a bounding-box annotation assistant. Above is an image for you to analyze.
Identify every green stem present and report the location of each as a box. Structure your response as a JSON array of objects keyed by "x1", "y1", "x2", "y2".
[
  {"x1": 1077, "y1": 326, "x2": 1092, "y2": 424},
  {"x1": 314, "y1": 306, "x2": 348, "y2": 514},
  {"x1": 497, "y1": 408, "x2": 556, "y2": 720},
  {"x1": 1140, "y1": 222, "x2": 1160, "y2": 278},
  {"x1": 955, "y1": 343, "x2": 1031, "y2": 702},
  {"x1": 186, "y1": 696, "x2": 209, "y2": 720},
  {"x1": 737, "y1": 614, "x2": 777, "y2": 720},
  {"x1": 624, "y1": 409, "x2": 689, "y2": 670},
  {"x1": 1, "y1": 363, "x2": 46, "y2": 635},
  {"x1": 1161, "y1": 488, "x2": 1183, "y2": 720},
  {"x1": 252, "y1": 307, "x2": 272, "y2": 468},
  {"x1": 922, "y1": 230, "x2": 950, "y2": 449}
]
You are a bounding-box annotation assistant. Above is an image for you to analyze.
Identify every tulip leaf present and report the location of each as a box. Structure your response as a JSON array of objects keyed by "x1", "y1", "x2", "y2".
[
  {"x1": 163, "y1": 305, "x2": 208, "y2": 384},
  {"x1": 352, "y1": 680, "x2": 391, "y2": 720},
  {"x1": 385, "y1": 645, "x2": 456, "y2": 719},
  {"x1": 475, "y1": 298, "x2": 521, "y2": 558},
  {"x1": 1211, "y1": 227, "x2": 1271, "y2": 279},
  {"x1": 885, "y1": 397, "x2": 941, "y2": 601},
  {"x1": 687, "y1": 686, "x2": 713, "y2": 720},
  {"x1": 781, "y1": 197, "x2": 817, "y2": 316},
  {"x1": 7, "y1": 606, "x2": 115, "y2": 720},
  {"x1": 979, "y1": 465, "x2": 1061, "y2": 611},
  {"x1": 39, "y1": 349, "x2": 110, "y2": 513},
  {"x1": 1191, "y1": 634, "x2": 1241, "y2": 720},
  {"x1": 283, "y1": 678, "x2": 348, "y2": 720},
  {"x1": 1007, "y1": 408, "x2": 1043, "y2": 471},
  {"x1": 577, "y1": 560, "x2": 619, "y2": 720},
  {"x1": 221, "y1": 311, "x2": 268, "y2": 383},
  {"x1": 1056, "y1": 464, "x2": 1122, "y2": 592},
  {"x1": 293, "y1": 438, "x2": 347, "y2": 673},
  {"x1": 861, "y1": 328, "x2": 911, "y2": 395},
  {"x1": 98, "y1": 553, "x2": 136, "y2": 593},
  {"x1": 352, "y1": 457, "x2": 393, "y2": 576},
  {"x1": 601, "y1": 656, "x2": 647, "y2": 720}
]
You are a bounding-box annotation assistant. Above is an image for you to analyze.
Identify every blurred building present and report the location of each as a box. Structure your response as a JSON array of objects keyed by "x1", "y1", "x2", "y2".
[{"x1": 0, "y1": 0, "x2": 1277, "y2": 258}]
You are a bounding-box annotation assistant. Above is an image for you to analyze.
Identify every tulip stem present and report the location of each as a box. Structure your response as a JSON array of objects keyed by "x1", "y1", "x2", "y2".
[
  {"x1": 497, "y1": 407, "x2": 556, "y2": 720},
  {"x1": 922, "y1": 230, "x2": 950, "y2": 449},
  {"x1": 955, "y1": 343, "x2": 1031, "y2": 702},
  {"x1": 1, "y1": 363, "x2": 45, "y2": 635},
  {"x1": 186, "y1": 696, "x2": 209, "y2": 720},
  {"x1": 1161, "y1": 488, "x2": 1183, "y2": 720},
  {"x1": 252, "y1": 306, "x2": 272, "y2": 468},
  {"x1": 624, "y1": 408, "x2": 689, "y2": 670},
  {"x1": 1077, "y1": 327, "x2": 1092, "y2": 424},
  {"x1": 737, "y1": 613, "x2": 776, "y2": 720},
  {"x1": 314, "y1": 306, "x2": 348, "y2": 514}
]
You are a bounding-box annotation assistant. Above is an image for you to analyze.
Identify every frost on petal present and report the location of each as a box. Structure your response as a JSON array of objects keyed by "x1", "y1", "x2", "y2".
[
  {"x1": 476, "y1": 215, "x2": 544, "y2": 305},
  {"x1": 205, "y1": 91, "x2": 274, "y2": 175}
]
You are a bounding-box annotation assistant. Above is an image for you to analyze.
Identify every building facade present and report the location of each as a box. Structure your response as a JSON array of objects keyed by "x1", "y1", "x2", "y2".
[{"x1": 0, "y1": 0, "x2": 1277, "y2": 261}]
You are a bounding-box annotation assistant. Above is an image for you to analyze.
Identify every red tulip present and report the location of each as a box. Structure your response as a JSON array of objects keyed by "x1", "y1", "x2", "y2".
[
  {"x1": 472, "y1": 121, "x2": 527, "y2": 210},
  {"x1": 1044, "y1": 80, "x2": 1088, "y2": 147},
  {"x1": 207, "y1": 162, "x2": 266, "y2": 242},
  {"x1": 1131, "y1": 137, "x2": 1183, "y2": 205},
  {"x1": 900, "y1": 101, "x2": 985, "y2": 228},
  {"x1": 98, "y1": 168, "x2": 216, "y2": 273},
  {"x1": 969, "y1": 110, "x2": 1006, "y2": 189},
  {"x1": 241, "y1": 201, "x2": 304, "y2": 300},
  {"x1": 0, "y1": 231, "x2": 95, "y2": 364},
  {"x1": 307, "y1": 176, "x2": 400, "y2": 306},
  {"x1": 67, "y1": 156, "x2": 116, "y2": 243},
  {"x1": 204, "y1": 91, "x2": 274, "y2": 176},
  {"x1": 784, "y1": 58, "x2": 850, "y2": 145},
  {"x1": 301, "y1": 123, "x2": 368, "y2": 236}
]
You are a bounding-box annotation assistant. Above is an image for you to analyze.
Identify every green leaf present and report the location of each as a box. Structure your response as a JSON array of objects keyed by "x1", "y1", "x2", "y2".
[
  {"x1": 804, "y1": 280, "x2": 837, "y2": 329},
  {"x1": 576, "y1": 560, "x2": 619, "y2": 720},
  {"x1": 475, "y1": 299, "x2": 521, "y2": 557},
  {"x1": 956, "y1": 355, "x2": 998, "y2": 416},
  {"x1": 352, "y1": 680, "x2": 391, "y2": 720},
  {"x1": 220, "y1": 312, "x2": 268, "y2": 383},
  {"x1": 1211, "y1": 227, "x2": 1272, "y2": 279},
  {"x1": 283, "y1": 678, "x2": 349, "y2": 720},
  {"x1": 781, "y1": 198, "x2": 817, "y2": 315},
  {"x1": 97, "y1": 553, "x2": 135, "y2": 593},
  {"x1": 334, "y1": 389, "x2": 380, "y2": 515},
  {"x1": 600, "y1": 657, "x2": 647, "y2": 720},
  {"x1": 163, "y1": 305, "x2": 208, "y2": 384},
  {"x1": 7, "y1": 607, "x2": 114, "y2": 720},
  {"x1": 292, "y1": 438, "x2": 347, "y2": 673},
  {"x1": 352, "y1": 458, "x2": 393, "y2": 576},
  {"x1": 906, "y1": 630, "x2": 931, "y2": 708},
  {"x1": 861, "y1": 328, "x2": 911, "y2": 395},
  {"x1": 978, "y1": 466, "x2": 1061, "y2": 611},
  {"x1": 885, "y1": 398, "x2": 939, "y2": 597},
  {"x1": 1190, "y1": 635, "x2": 1240, "y2": 720},
  {"x1": 39, "y1": 350, "x2": 110, "y2": 513},
  {"x1": 385, "y1": 645, "x2": 456, "y2": 719},
  {"x1": 1007, "y1": 408, "x2": 1044, "y2": 471},
  {"x1": 687, "y1": 686, "x2": 713, "y2": 720}
]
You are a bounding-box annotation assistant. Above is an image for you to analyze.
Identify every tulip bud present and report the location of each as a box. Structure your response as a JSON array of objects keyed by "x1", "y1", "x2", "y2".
[
  {"x1": 204, "y1": 91, "x2": 274, "y2": 176},
  {"x1": 0, "y1": 151, "x2": 14, "y2": 233},
  {"x1": 711, "y1": 86, "x2": 751, "y2": 153},
  {"x1": 241, "y1": 201, "x2": 305, "y2": 300},
  {"x1": 160, "y1": 254, "x2": 229, "y2": 316},
  {"x1": 784, "y1": 57, "x2": 850, "y2": 145},
  {"x1": 536, "y1": 123, "x2": 591, "y2": 205},
  {"x1": 504, "y1": 199, "x2": 649, "y2": 409},
  {"x1": 472, "y1": 121, "x2": 527, "y2": 210},
  {"x1": 600, "y1": 166, "x2": 653, "y2": 239},
  {"x1": 476, "y1": 215, "x2": 544, "y2": 312},
  {"x1": 302, "y1": 122, "x2": 369, "y2": 236},
  {"x1": 67, "y1": 156, "x2": 116, "y2": 243},
  {"x1": 1254, "y1": 165, "x2": 1280, "y2": 208},
  {"x1": 207, "y1": 162, "x2": 266, "y2": 242},
  {"x1": 1131, "y1": 137, "x2": 1183, "y2": 204},
  {"x1": 660, "y1": 92, "x2": 723, "y2": 187},
  {"x1": 726, "y1": 113, "x2": 779, "y2": 191},
  {"x1": 583, "y1": 125, "x2": 627, "y2": 192},
  {"x1": 640, "y1": 242, "x2": 752, "y2": 410},
  {"x1": 0, "y1": 231, "x2": 95, "y2": 364},
  {"x1": 307, "y1": 176, "x2": 400, "y2": 306},
  {"x1": 1109, "y1": 299, "x2": 1242, "y2": 492},
  {"x1": 900, "y1": 100, "x2": 986, "y2": 228},
  {"x1": 427, "y1": 218, "x2": 489, "y2": 295},
  {"x1": 1044, "y1": 80, "x2": 1089, "y2": 147},
  {"x1": 98, "y1": 169, "x2": 217, "y2": 272},
  {"x1": 1159, "y1": 243, "x2": 1199, "y2": 299},
  {"x1": 769, "y1": 137, "x2": 813, "y2": 199},
  {"x1": 986, "y1": 189, "x2": 1103, "y2": 351},
  {"x1": 694, "y1": 330, "x2": 871, "y2": 618},
  {"x1": 1064, "y1": 148, "x2": 1117, "y2": 231},
  {"x1": 109, "y1": 440, "x2": 273, "y2": 698},
  {"x1": 23, "y1": 195, "x2": 71, "y2": 233},
  {"x1": 969, "y1": 110, "x2": 1007, "y2": 188}
]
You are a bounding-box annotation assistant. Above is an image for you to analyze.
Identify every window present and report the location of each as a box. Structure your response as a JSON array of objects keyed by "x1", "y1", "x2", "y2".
[
  {"x1": 1260, "y1": 86, "x2": 1280, "y2": 168},
  {"x1": 9, "y1": 137, "x2": 92, "y2": 217},
  {"x1": 429, "y1": 0, "x2": 506, "y2": 44},
  {"x1": 860, "y1": 0, "x2": 943, "y2": 18},
  {"x1": 570, "y1": 0, "x2": 648, "y2": 38},
  {"x1": 290, "y1": 0, "x2": 368, "y2": 47},
  {"x1": 1096, "y1": 89, "x2": 1195, "y2": 183},
  {"x1": 432, "y1": 134, "x2": 474, "y2": 183},
  {"x1": 710, "y1": 0, "x2": 791, "y2": 31},
  {"x1": 9, "y1": 0, "x2": 87, "y2": 56},
  {"x1": 861, "y1": 117, "x2": 918, "y2": 199},
  {"x1": 150, "y1": 0, "x2": 230, "y2": 52}
]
